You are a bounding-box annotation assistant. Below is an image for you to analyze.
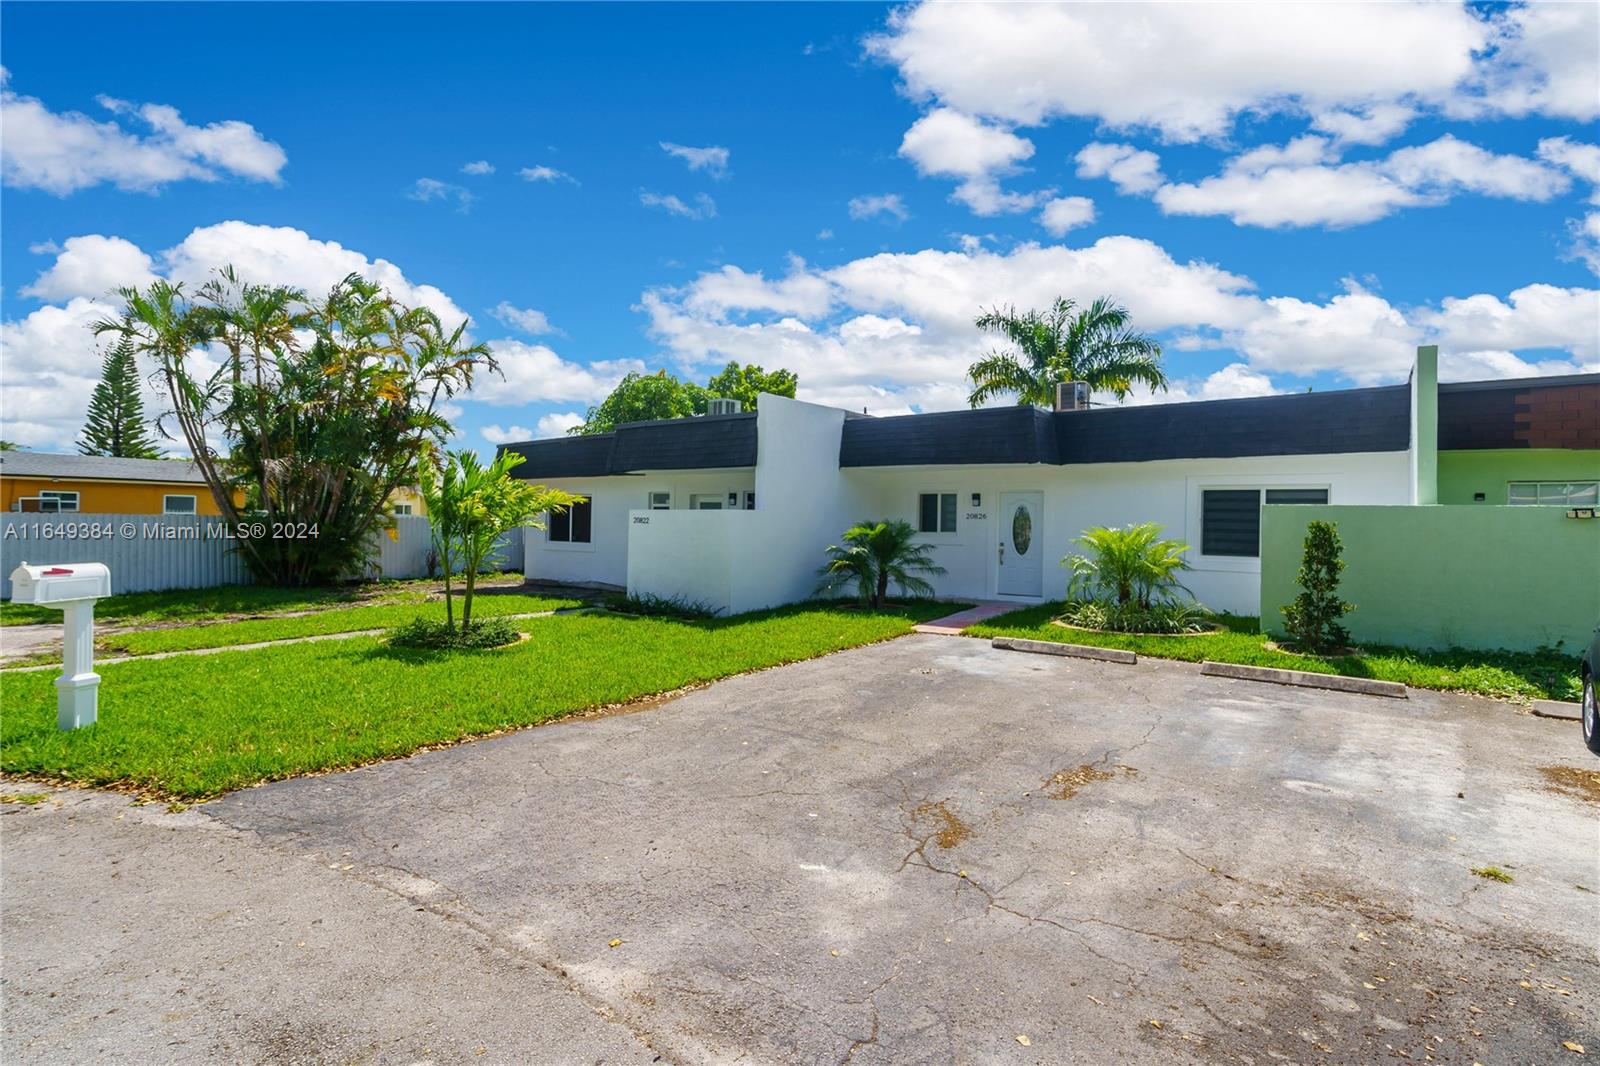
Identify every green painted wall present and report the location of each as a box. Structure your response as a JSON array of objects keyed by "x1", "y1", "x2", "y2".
[
  {"x1": 1438, "y1": 449, "x2": 1600, "y2": 504},
  {"x1": 1260, "y1": 505, "x2": 1600, "y2": 653}
]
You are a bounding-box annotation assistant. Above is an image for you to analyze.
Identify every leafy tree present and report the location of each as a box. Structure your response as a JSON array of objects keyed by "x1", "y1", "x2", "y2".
[
  {"x1": 705, "y1": 361, "x2": 797, "y2": 411},
  {"x1": 0, "y1": 441, "x2": 19, "y2": 451},
  {"x1": 572, "y1": 362, "x2": 800, "y2": 434},
  {"x1": 966, "y1": 296, "x2": 1166, "y2": 407},
  {"x1": 96, "y1": 270, "x2": 497, "y2": 586},
  {"x1": 816, "y1": 520, "x2": 947, "y2": 609},
  {"x1": 77, "y1": 327, "x2": 161, "y2": 458},
  {"x1": 572, "y1": 371, "x2": 705, "y2": 434},
  {"x1": 420, "y1": 448, "x2": 579, "y2": 631},
  {"x1": 1064, "y1": 523, "x2": 1192, "y2": 608},
  {"x1": 1281, "y1": 520, "x2": 1356, "y2": 653}
]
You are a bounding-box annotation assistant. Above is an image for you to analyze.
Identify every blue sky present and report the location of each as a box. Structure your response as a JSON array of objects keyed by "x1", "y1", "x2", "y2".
[{"x1": 3, "y1": 2, "x2": 1596, "y2": 454}]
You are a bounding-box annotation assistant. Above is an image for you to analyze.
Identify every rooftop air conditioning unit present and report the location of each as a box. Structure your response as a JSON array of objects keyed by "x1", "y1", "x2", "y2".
[
  {"x1": 1054, "y1": 380, "x2": 1090, "y2": 412},
  {"x1": 706, "y1": 397, "x2": 743, "y2": 416}
]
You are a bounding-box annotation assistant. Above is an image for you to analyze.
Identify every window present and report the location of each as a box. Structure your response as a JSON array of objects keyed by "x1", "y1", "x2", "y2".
[
  {"x1": 1202, "y1": 487, "x2": 1328, "y2": 558},
  {"x1": 1508, "y1": 481, "x2": 1599, "y2": 506},
  {"x1": 648, "y1": 491, "x2": 672, "y2": 510},
  {"x1": 690, "y1": 494, "x2": 723, "y2": 510},
  {"x1": 744, "y1": 491, "x2": 756, "y2": 511},
  {"x1": 39, "y1": 490, "x2": 79, "y2": 513},
  {"x1": 918, "y1": 492, "x2": 957, "y2": 534},
  {"x1": 548, "y1": 497, "x2": 592, "y2": 543},
  {"x1": 392, "y1": 503, "x2": 413, "y2": 516},
  {"x1": 163, "y1": 494, "x2": 198, "y2": 515}
]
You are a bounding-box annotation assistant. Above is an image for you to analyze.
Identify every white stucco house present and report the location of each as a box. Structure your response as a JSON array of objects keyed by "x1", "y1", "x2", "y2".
[{"x1": 506, "y1": 348, "x2": 1599, "y2": 617}]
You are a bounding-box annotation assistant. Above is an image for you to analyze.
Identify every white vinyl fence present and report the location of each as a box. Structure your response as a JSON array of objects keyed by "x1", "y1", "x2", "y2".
[{"x1": 0, "y1": 513, "x2": 523, "y2": 599}]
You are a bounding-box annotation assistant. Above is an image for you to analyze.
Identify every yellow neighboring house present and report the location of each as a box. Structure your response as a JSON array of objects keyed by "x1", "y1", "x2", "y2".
[
  {"x1": 1, "y1": 452, "x2": 222, "y2": 515},
  {"x1": 1, "y1": 451, "x2": 429, "y2": 518}
]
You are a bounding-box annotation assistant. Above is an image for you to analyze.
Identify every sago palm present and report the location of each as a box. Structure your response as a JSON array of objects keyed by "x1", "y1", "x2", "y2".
[
  {"x1": 967, "y1": 296, "x2": 1167, "y2": 407},
  {"x1": 816, "y1": 520, "x2": 947, "y2": 609},
  {"x1": 1065, "y1": 522, "x2": 1192, "y2": 608}
]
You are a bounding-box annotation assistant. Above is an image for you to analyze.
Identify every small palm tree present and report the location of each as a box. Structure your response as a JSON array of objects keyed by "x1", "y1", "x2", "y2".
[
  {"x1": 817, "y1": 520, "x2": 947, "y2": 609},
  {"x1": 967, "y1": 296, "x2": 1166, "y2": 407},
  {"x1": 1065, "y1": 523, "x2": 1192, "y2": 608}
]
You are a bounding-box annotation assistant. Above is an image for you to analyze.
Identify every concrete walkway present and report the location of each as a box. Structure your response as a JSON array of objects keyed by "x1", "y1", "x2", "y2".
[{"x1": 912, "y1": 600, "x2": 1023, "y2": 635}]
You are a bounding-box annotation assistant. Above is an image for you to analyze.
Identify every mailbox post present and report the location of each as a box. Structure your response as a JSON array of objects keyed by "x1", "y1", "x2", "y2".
[{"x1": 8, "y1": 562, "x2": 111, "y2": 730}]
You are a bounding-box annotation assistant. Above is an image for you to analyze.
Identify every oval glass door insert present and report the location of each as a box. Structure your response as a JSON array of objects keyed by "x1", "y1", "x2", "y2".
[{"x1": 1011, "y1": 505, "x2": 1032, "y2": 555}]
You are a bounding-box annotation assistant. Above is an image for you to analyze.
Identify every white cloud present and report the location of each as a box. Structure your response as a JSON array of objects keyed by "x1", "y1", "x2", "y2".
[
  {"x1": 1074, "y1": 142, "x2": 1164, "y2": 195},
  {"x1": 899, "y1": 108, "x2": 1047, "y2": 216},
  {"x1": 468, "y1": 343, "x2": 644, "y2": 407},
  {"x1": 1038, "y1": 196, "x2": 1095, "y2": 236},
  {"x1": 460, "y1": 160, "x2": 495, "y2": 175},
  {"x1": 160, "y1": 221, "x2": 472, "y2": 328},
  {"x1": 641, "y1": 238, "x2": 1597, "y2": 418},
  {"x1": 481, "y1": 424, "x2": 533, "y2": 445},
  {"x1": 535, "y1": 412, "x2": 585, "y2": 438},
  {"x1": 639, "y1": 190, "x2": 717, "y2": 220},
  {"x1": 1465, "y1": 2, "x2": 1600, "y2": 123},
  {"x1": 1310, "y1": 104, "x2": 1417, "y2": 147},
  {"x1": 1, "y1": 80, "x2": 287, "y2": 194},
  {"x1": 867, "y1": 2, "x2": 1492, "y2": 141},
  {"x1": 20, "y1": 235, "x2": 157, "y2": 301},
  {"x1": 1538, "y1": 137, "x2": 1600, "y2": 199},
  {"x1": 0, "y1": 222, "x2": 638, "y2": 452},
  {"x1": 660, "y1": 142, "x2": 730, "y2": 177},
  {"x1": 490, "y1": 302, "x2": 558, "y2": 336},
  {"x1": 1154, "y1": 135, "x2": 1569, "y2": 229},
  {"x1": 681, "y1": 257, "x2": 833, "y2": 319},
  {"x1": 847, "y1": 193, "x2": 909, "y2": 222},
  {"x1": 520, "y1": 165, "x2": 574, "y2": 183},
  {"x1": 407, "y1": 177, "x2": 473, "y2": 211}
]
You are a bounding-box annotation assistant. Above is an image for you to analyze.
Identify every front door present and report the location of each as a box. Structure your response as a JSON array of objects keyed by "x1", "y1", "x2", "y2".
[{"x1": 997, "y1": 492, "x2": 1043, "y2": 597}]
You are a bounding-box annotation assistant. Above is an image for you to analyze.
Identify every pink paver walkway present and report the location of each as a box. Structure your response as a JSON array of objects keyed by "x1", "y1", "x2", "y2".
[{"x1": 913, "y1": 602, "x2": 1021, "y2": 636}]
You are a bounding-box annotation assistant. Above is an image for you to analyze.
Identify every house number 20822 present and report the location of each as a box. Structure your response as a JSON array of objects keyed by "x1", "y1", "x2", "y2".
[{"x1": 632, "y1": 515, "x2": 650, "y2": 524}]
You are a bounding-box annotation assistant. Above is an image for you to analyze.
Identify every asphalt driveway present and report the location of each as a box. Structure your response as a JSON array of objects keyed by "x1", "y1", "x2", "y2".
[{"x1": 4, "y1": 635, "x2": 1596, "y2": 1064}]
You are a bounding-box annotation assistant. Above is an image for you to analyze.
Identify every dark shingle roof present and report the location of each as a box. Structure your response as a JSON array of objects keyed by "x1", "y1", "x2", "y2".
[
  {"x1": 501, "y1": 412, "x2": 757, "y2": 479},
  {"x1": 0, "y1": 452, "x2": 206, "y2": 483},
  {"x1": 840, "y1": 385, "x2": 1412, "y2": 467}
]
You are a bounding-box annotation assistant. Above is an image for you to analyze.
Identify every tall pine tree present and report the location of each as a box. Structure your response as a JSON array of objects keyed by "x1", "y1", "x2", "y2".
[{"x1": 78, "y1": 330, "x2": 160, "y2": 458}]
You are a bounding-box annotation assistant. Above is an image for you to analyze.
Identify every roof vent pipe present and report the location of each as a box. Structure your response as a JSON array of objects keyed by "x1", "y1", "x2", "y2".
[{"x1": 1054, "y1": 380, "x2": 1090, "y2": 412}]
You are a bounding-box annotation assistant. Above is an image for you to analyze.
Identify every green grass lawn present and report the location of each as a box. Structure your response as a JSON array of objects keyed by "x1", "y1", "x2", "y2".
[
  {"x1": 968, "y1": 605, "x2": 1582, "y2": 703},
  {"x1": 89, "y1": 593, "x2": 579, "y2": 657},
  {"x1": 0, "y1": 574, "x2": 525, "y2": 627},
  {"x1": 0, "y1": 601, "x2": 957, "y2": 799}
]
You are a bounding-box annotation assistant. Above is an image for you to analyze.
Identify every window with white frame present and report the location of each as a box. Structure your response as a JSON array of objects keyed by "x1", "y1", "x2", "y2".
[
  {"x1": 39, "y1": 490, "x2": 79, "y2": 513},
  {"x1": 918, "y1": 492, "x2": 957, "y2": 534},
  {"x1": 690, "y1": 493, "x2": 724, "y2": 510},
  {"x1": 163, "y1": 494, "x2": 198, "y2": 515},
  {"x1": 548, "y1": 497, "x2": 593, "y2": 543},
  {"x1": 744, "y1": 490, "x2": 756, "y2": 511},
  {"x1": 1201, "y1": 487, "x2": 1328, "y2": 558},
  {"x1": 392, "y1": 503, "x2": 414, "y2": 516},
  {"x1": 648, "y1": 491, "x2": 672, "y2": 510},
  {"x1": 1507, "y1": 481, "x2": 1599, "y2": 506}
]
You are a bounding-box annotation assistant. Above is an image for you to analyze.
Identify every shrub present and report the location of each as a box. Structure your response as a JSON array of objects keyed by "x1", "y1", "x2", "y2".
[
  {"x1": 1064, "y1": 523, "x2": 1192, "y2": 607},
  {"x1": 389, "y1": 617, "x2": 521, "y2": 650},
  {"x1": 1059, "y1": 598, "x2": 1213, "y2": 635},
  {"x1": 601, "y1": 592, "x2": 722, "y2": 620},
  {"x1": 816, "y1": 520, "x2": 947, "y2": 609},
  {"x1": 1280, "y1": 520, "x2": 1355, "y2": 653}
]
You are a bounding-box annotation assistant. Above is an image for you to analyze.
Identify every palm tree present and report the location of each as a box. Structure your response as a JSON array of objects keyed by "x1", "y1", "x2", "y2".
[
  {"x1": 816, "y1": 520, "x2": 947, "y2": 609},
  {"x1": 966, "y1": 296, "x2": 1167, "y2": 407}
]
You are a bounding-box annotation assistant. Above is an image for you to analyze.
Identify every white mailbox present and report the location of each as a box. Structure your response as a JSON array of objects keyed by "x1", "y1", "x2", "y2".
[
  {"x1": 11, "y1": 562, "x2": 111, "y2": 605},
  {"x1": 8, "y1": 561, "x2": 111, "y2": 731}
]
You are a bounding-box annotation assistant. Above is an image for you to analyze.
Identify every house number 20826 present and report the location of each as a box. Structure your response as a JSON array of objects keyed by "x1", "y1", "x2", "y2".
[{"x1": 965, "y1": 512, "x2": 988, "y2": 520}]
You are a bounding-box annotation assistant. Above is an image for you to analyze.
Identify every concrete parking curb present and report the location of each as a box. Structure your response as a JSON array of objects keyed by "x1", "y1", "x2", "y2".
[
  {"x1": 991, "y1": 636, "x2": 1136, "y2": 664},
  {"x1": 1531, "y1": 699, "x2": 1581, "y2": 721},
  {"x1": 1200, "y1": 660, "x2": 1408, "y2": 699}
]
